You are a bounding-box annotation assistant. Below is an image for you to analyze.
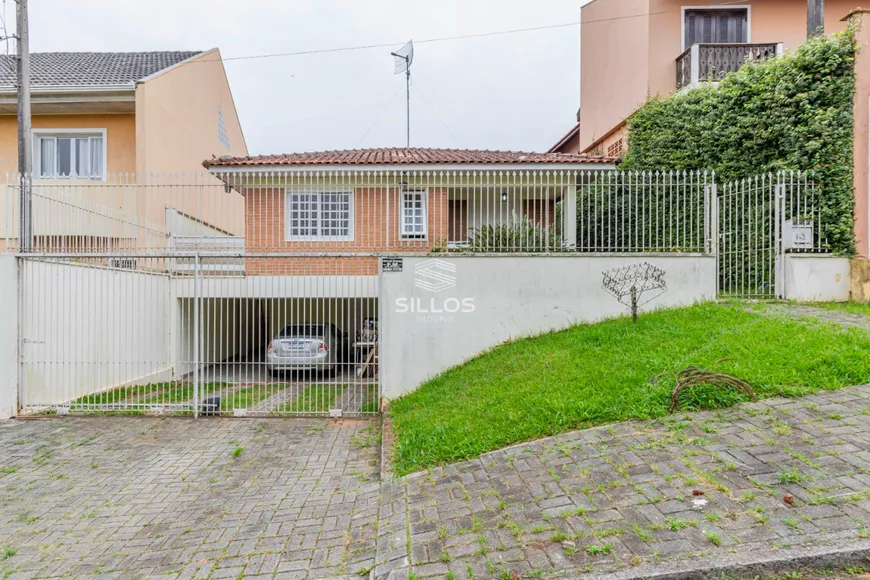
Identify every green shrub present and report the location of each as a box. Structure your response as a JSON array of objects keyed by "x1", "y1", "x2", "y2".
[
  {"x1": 621, "y1": 29, "x2": 857, "y2": 254},
  {"x1": 466, "y1": 212, "x2": 565, "y2": 252}
]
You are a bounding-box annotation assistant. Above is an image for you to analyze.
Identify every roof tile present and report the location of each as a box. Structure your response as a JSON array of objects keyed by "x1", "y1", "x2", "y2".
[
  {"x1": 0, "y1": 51, "x2": 202, "y2": 88},
  {"x1": 204, "y1": 147, "x2": 615, "y2": 167}
]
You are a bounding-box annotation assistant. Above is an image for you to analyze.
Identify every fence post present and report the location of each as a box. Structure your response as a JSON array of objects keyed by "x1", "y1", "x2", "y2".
[
  {"x1": 710, "y1": 180, "x2": 720, "y2": 296},
  {"x1": 773, "y1": 179, "x2": 786, "y2": 298},
  {"x1": 193, "y1": 252, "x2": 200, "y2": 418}
]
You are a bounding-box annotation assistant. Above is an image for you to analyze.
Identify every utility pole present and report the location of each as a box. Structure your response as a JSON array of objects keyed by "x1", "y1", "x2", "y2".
[
  {"x1": 807, "y1": 0, "x2": 824, "y2": 38},
  {"x1": 16, "y1": 0, "x2": 31, "y2": 251},
  {"x1": 403, "y1": 61, "x2": 410, "y2": 148}
]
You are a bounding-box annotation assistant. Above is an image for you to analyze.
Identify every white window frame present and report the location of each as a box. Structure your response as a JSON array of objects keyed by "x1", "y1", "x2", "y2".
[
  {"x1": 400, "y1": 187, "x2": 428, "y2": 239},
  {"x1": 32, "y1": 128, "x2": 108, "y2": 181},
  {"x1": 285, "y1": 188, "x2": 355, "y2": 242},
  {"x1": 681, "y1": 5, "x2": 752, "y2": 51}
]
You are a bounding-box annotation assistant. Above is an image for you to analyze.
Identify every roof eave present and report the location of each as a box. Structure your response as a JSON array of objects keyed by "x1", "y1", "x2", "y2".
[
  {"x1": 206, "y1": 162, "x2": 617, "y2": 174},
  {"x1": 0, "y1": 83, "x2": 136, "y2": 95},
  {"x1": 548, "y1": 123, "x2": 581, "y2": 153},
  {"x1": 135, "y1": 49, "x2": 212, "y2": 84}
]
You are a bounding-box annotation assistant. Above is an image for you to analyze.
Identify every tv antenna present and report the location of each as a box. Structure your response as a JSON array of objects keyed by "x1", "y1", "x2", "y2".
[{"x1": 391, "y1": 40, "x2": 413, "y2": 148}]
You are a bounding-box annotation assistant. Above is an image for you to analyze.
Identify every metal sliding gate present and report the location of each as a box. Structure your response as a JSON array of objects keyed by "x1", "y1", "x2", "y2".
[{"x1": 18, "y1": 254, "x2": 381, "y2": 417}]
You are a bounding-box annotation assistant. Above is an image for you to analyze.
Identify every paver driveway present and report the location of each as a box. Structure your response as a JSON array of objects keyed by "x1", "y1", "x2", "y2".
[{"x1": 0, "y1": 417, "x2": 380, "y2": 579}]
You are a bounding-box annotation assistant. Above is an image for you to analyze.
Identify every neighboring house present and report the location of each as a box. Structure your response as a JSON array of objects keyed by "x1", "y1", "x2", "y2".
[
  {"x1": 551, "y1": 0, "x2": 858, "y2": 155},
  {"x1": 205, "y1": 147, "x2": 616, "y2": 276},
  {"x1": 0, "y1": 49, "x2": 247, "y2": 249}
]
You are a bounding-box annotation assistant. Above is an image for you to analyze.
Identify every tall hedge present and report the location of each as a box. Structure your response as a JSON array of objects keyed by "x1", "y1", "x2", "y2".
[{"x1": 621, "y1": 29, "x2": 857, "y2": 254}]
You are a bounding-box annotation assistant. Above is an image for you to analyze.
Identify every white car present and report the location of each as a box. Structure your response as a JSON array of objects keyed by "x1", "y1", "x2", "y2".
[{"x1": 266, "y1": 324, "x2": 345, "y2": 376}]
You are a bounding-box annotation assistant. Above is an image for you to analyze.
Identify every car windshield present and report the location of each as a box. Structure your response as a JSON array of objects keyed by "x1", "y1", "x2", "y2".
[{"x1": 278, "y1": 325, "x2": 326, "y2": 338}]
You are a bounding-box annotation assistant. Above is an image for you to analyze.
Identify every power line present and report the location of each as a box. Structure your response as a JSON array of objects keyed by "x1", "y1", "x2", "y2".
[
  {"x1": 179, "y1": 0, "x2": 748, "y2": 67},
  {"x1": 218, "y1": 22, "x2": 582, "y2": 64}
]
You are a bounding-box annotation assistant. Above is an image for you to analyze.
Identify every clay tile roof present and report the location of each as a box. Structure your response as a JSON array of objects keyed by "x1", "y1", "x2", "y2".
[
  {"x1": 0, "y1": 51, "x2": 202, "y2": 89},
  {"x1": 204, "y1": 147, "x2": 616, "y2": 168}
]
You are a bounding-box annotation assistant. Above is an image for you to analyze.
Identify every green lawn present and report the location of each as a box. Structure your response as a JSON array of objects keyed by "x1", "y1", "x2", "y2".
[
  {"x1": 809, "y1": 301, "x2": 870, "y2": 318},
  {"x1": 282, "y1": 384, "x2": 346, "y2": 413},
  {"x1": 72, "y1": 383, "x2": 164, "y2": 406},
  {"x1": 221, "y1": 385, "x2": 278, "y2": 411},
  {"x1": 390, "y1": 303, "x2": 870, "y2": 475},
  {"x1": 139, "y1": 383, "x2": 225, "y2": 405}
]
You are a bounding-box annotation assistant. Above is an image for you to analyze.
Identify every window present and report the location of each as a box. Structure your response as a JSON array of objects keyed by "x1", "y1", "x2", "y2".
[
  {"x1": 684, "y1": 8, "x2": 748, "y2": 48},
  {"x1": 218, "y1": 107, "x2": 231, "y2": 150},
  {"x1": 401, "y1": 188, "x2": 427, "y2": 239},
  {"x1": 286, "y1": 190, "x2": 353, "y2": 241},
  {"x1": 34, "y1": 131, "x2": 105, "y2": 179}
]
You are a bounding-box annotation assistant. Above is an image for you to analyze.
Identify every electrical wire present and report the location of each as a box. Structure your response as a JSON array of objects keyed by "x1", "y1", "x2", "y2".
[{"x1": 180, "y1": 0, "x2": 749, "y2": 66}]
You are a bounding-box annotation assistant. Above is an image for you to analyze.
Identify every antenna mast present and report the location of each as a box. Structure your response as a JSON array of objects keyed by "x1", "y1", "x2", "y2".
[{"x1": 391, "y1": 40, "x2": 414, "y2": 148}]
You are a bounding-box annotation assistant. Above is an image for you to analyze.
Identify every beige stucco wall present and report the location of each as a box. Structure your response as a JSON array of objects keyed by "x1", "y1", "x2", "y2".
[
  {"x1": 135, "y1": 48, "x2": 247, "y2": 175},
  {"x1": 135, "y1": 49, "x2": 247, "y2": 235},
  {"x1": 579, "y1": 0, "x2": 860, "y2": 152},
  {"x1": 579, "y1": 0, "x2": 649, "y2": 152},
  {"x1": 0, "y1": 113, "x2": 136, "y2": 175}
]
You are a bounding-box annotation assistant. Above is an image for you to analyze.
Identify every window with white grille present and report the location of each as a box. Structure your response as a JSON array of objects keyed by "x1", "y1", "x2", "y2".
[
  {"x1": 401, "y1": 188, "x2": 427, "y2": 238},
  {"x1": 286, "y1": 190, "x2": 354, "y2": 241},
  {"x1": 34, "y1": 131, "x2": 105, "y2": 179}
]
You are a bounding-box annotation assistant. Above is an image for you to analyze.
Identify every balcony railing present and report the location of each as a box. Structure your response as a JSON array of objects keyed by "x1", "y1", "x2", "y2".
[{"x1": 676, "y1": 43, "x2": 782, "y2": 90}]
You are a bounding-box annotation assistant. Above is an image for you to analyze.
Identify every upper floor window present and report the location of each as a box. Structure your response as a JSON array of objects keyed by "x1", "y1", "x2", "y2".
[
  {"x1": 218, "y1": 107, "x2": 231, "y2": 150},
  {"x1": 34, "y1": 130, "x2": 105, "y2": 180},
  {"x1": 684, "y1": 8, "x2": 748, "y2": 49},
  {"x1": 401, "y1": 188, "x2": 427, "y2": 239},
  {"x1": 286, "y1": 189, "x2": 354, "y2": 241}
]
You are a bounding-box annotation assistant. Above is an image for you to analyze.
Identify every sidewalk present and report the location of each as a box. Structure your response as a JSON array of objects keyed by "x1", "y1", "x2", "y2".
[{"x1": 375, "y1": 383, "x2": 870, "y2": 579}]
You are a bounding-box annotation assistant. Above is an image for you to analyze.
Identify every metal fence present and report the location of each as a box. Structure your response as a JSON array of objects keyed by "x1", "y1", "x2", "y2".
[
  {"x1": 4, "y1": 170, "x2": 720, "y2": 257},
  {"x1": 6, "y1": 169, "x2": 826, "y2": 416}
]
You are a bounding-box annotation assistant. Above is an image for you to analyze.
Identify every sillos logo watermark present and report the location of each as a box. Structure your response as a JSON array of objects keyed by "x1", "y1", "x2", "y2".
[{"x1": 395, "y1": 258, "x2": 475, "y2": 323}]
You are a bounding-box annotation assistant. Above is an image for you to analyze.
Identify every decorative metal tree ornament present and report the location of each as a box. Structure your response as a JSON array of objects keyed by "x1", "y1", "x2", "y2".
[{"x1": 602, "y1": 262, "x2": 667, "y2": 323}]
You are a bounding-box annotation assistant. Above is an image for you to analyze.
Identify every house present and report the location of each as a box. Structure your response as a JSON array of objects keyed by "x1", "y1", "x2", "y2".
[
  {"x1": 205, "y1": 147, "x2": 617, "y2": 276},
  {"x1": 0, "y1": 49, "x2": 247, "y2": 250},
  {"x1": 192, "y1": 147, "x2": 616, "y2": 357},
  {"x1": 551, "y1": 0, "x2": 859, "y2": 156}
]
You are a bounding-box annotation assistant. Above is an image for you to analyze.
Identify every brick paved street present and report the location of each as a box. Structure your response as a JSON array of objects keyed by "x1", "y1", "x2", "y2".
[
  {"x1": 0, "y1": 418, "x2": 380, "y2": 579},
  {"x1": 1, "y1": 306, "x2": 870, "y2": 579},
  {"x1": 375, "y1": 384, "x2": 870, "y2": 579}
]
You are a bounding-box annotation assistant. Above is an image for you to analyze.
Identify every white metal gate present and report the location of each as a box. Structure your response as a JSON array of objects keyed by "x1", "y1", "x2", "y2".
[
  {"x1": 18, "y1": 254, "x2": 381, "y2": 417},
  {"x1": 716, "y1": 172, "x2": 823, "y2": 299}
]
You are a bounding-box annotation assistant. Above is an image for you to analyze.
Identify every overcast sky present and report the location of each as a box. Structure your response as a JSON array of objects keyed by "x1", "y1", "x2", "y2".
[{"x1": 9, "y1": 0, "x2": 585, "y2": 156}]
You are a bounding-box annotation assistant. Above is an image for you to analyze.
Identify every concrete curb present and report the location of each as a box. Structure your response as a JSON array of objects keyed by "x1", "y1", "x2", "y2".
[
  {"x1": 379, "y1": 402, "x2": 395, "y2": 481},
  {"x1": 586, "y1": 536, "x2": 870, "y2": 579}
]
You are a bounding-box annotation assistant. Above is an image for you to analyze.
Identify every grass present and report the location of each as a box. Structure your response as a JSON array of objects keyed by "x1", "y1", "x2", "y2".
[
  {"x1": 809, "y1": 301, "x2": 870, "y2": 318},
  {"x1": 139, "y1": 383, "x2": 225, "y2": 405},
  {"x1": 359, "y1": 384, "x2": 381, "y2": 414},
  {"x1": 72, "y1": 383, "x2": 163, "y2": 405},
  {"x1": 778, "y1": 468, "x2": 804, "y2": 484},
  {"x1": 281, "y1": 384, "x2": 346, "y2": 413},
  {"x1": 72, "y1": 382, "x2": 227, "y2": 407},
  {"x1": 390, "y1": 303, "x2": 870, "y2": 475},
  {"x1": 221, "y1": 386, "x2": 279, "y2": 412}
]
